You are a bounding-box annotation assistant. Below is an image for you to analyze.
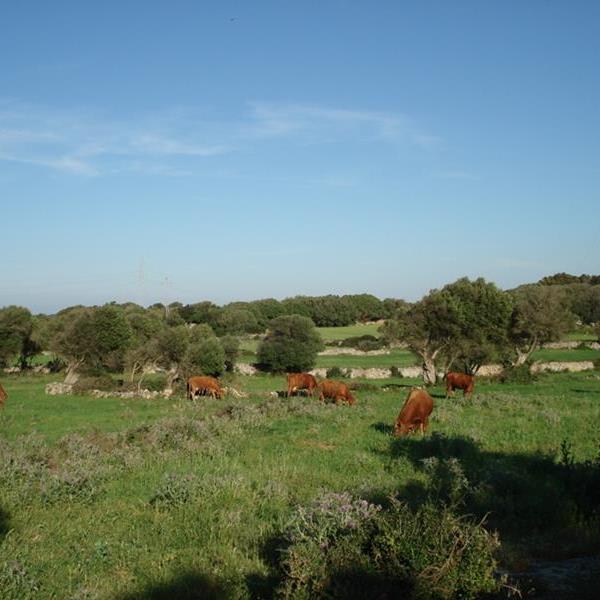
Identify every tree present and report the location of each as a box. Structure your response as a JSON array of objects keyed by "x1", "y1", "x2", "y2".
[
  {"x1": 0, "y1": 306, "x2": 38, "y2": 369},
  {"x1": 214, "y1": 308, "x2": 261, "y2": 336},
  {"x1": 508, "y1": 285, "x2": 574, "y2": 366},
  {"x1": 124, "y1": 312, "x2": 165, "y2": 385},
  {"x1": 257, "y1": 315, "x2": 324, "y2": 373},
  {"x1": 568, "y1": 284, "x2": 600, "y2": 325},
  {"x1": 90, "y1": 306, "x2": 133, "y2": 371},
  {"x1": 440, "y1": 278, "x2": 513, "y2": 374},
  {"x1": 345, "y1": 294, "x2": 385, "y2": 322},
  {"x1": 221, "y1": 335, "x2": 240, "y2": 372},
  {"x1": 384, "y1": 278, "x2": 512, "y2": 383},
  {"x1": 154, "y1": 325, "x2": 190, "y2": 390},
  {"x1": 49, "y1": 305, "x2": 133, "y2": 382},
  {"x1": 184, "y1": 337, "x2": 225, "y2": 378}
]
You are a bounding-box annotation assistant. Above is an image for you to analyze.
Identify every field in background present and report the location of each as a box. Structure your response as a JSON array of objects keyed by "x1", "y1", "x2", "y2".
[
  {"x1": 236, "y1": 326, "x2": 599, "y2": 370},
  {"x1": 1, "y1": 371, "x2": 600, "y2": 598}
]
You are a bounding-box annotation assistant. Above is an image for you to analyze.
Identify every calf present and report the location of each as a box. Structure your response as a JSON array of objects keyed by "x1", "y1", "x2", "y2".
[
  {"x1": 394, "y1": 387, "x2": 434, "y2": 436},
  {"x1": 0, "y1": 382, "x2": 7, "y2": 408},
  {"x1": 287, "y1": 372, "x2": 319, "y2": 398},
  {"x1": 187, "y1": 376, "x2": 224, "y2": 400},
  {"x1": 444, "y1": 372, "x2": 475, "y2": 398},
  {"x1": 318, "y1": 379, "x2": 356, "y2": 405}
]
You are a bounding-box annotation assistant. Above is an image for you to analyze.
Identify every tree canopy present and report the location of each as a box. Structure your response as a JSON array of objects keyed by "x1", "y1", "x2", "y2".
[{"x1": 257, "y1": 315, "x2": 324, "y2": 373}]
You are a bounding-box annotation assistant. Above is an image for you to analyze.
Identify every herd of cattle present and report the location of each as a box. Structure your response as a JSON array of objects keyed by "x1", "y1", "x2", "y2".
[
  {"x1": 185, "y1": 371, "x2": 475, "y2": 437},
  {"x1": 0, "y1": 372, "x2": 475, "y2": 437}
]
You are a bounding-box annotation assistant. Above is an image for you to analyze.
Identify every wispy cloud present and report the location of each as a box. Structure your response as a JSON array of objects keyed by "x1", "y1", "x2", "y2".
[
  {"x1": 247, "y1": 102, "x2": 438, "y2": 147},
  {"x1": 0, "y1": 99, "x2": 444, "y2": 177},
  {"x1": 129, "y1": 134, "x2": 230, "y2": 157}
]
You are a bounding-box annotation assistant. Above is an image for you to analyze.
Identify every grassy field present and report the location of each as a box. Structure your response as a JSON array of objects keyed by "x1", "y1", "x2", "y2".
[
  {"x1": 316, "y1": 323, "x2": 381, "y2": 341},
  {"x1": 237, "y1": 328, "x2": 599, "y2": 371},
  {"x1": 1, "y1": 371, "x2": 600, "y2": 598},
  {"x1": 315, "y1": 348, "x2": 418, "y2": 369},
  {"x1": 531, "y1": 346, "x2": 600, "y2": 363}
]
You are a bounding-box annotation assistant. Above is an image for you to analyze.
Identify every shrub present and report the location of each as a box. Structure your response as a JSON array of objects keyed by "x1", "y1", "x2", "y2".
[
  {"x1": 46, "y1": 356, "x2": 66, "y2": 373},
  {"x1": 340, "y1": 335, "x2": 385, "y2": 352},
  {"x1": 277, "y1": 491, "x2": 500, "y2": 599},
  {"x1": 220, "y1": 335, "x2": 240, "y2": 372},
  {"x1": 498, "y1": 364, "x2": 537, "y2": 384},
  {"x1": 390, "y1": 365, "x2": 401, "y2": 378},
  {"x1": 326, "y1": 366, "x2": 345, "y2": 379}
]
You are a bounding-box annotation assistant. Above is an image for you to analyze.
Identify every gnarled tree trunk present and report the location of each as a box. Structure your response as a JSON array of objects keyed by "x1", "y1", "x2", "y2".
[{"x1": 64, "y1": 358, "x2": 84, "y2": 385}]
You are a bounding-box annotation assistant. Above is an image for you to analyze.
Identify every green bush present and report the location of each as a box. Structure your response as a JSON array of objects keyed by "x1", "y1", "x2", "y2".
[
  {"x1": 340, "y1": 334, "x2": 385, "y2": 352},
  {"x1": 499, "y1": 364, "x2": 537, "y2": 384},
  {"x1": 185, "y1": 337, "x2": 225, "y2": 377},
  {"x1": 257, "y1": 315, "x2": 323, "y2": 373},
  {"x1": 326, "y1": 366, "x2": 345, "y2": 379},
  {"x1": 277, "y1": 491, "x2": 500, "y2": 599}
]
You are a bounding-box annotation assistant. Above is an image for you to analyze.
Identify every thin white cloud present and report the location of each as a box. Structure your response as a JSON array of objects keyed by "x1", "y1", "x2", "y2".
[
  {"x1": 0, "y1": 99, "x2": 444, "y2": 177},
  {"x1": 248, "y1": 102, "x2": 430, "y2": 145},
  {"x1": 0, "y1": 152, "x2": 97, "y2": 175},
  {"x1": 130, "y1": 134, "x2": 229, "y2": 157}
]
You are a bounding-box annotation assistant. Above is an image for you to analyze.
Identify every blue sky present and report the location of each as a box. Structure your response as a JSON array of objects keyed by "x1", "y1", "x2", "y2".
[{"x1": 1, "y1": 1, "x2": 599, "y2": 314}]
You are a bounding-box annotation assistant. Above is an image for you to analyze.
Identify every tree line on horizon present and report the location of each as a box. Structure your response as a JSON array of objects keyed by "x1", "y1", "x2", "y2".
[{"x1": 0, "y1": 274, "x2": 599, "y2": 388}]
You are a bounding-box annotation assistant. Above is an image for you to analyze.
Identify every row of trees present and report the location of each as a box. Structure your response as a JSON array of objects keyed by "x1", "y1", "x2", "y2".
[
  {"x1": 176, "y1": 294, "x2": 404, "y2": 329},
  {"x1": 0, "y1": 303, "x2": 239, "y2": 390},
  {"x1": 1, "y1": 274, "x2": 599, "y2": 387},
  {"x1": 380, "y1": 278, "x2": 582, "y2": 383}
]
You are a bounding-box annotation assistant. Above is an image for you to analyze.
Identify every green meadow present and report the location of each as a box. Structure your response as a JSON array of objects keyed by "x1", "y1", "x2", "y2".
[{"x1": 1, "y1": 370, "x2": 600, "y2": 598}]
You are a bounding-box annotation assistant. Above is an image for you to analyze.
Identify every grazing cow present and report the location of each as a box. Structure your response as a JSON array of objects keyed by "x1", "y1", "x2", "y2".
[
  {"x1": 287, "y1": 372, "x2": 319, "y2": 398},
  {"x1": 187, "y1": 376, "x2": 224, "y2": 400},
  {"x1": 0, "y1": 382, "x2": 7, "y2": 408},
  {"x1": 318, "y1": 379, "x2": 356, "y2": 405},
  {"x1": 394, "y1": 387, "x2": 434, "y2": 436},
  {"x1": 444, "y1": 372, "x2": 475, "y2": 398}
]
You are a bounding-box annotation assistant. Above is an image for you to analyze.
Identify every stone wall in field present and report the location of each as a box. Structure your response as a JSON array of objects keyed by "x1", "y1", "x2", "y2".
[
  {"x1": 531, "y1": 360, "x2": 596, "y2": 373},
  {"x1": 318, "y1": 348, "x2": 390, "y2": 356},
  {"x1": 542, "y1": 341, "x2": 600, "y2": 350}
]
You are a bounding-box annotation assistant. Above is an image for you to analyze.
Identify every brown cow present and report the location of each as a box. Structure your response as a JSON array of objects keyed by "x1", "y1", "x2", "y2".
[
  {"x1": 444, "y1": 372, "x2": 475, "y2": 398},
  {"x1": 187, "y1": 376, "x2": 224, "y2": 400},
  {"x1": 318, "y1": 379, "x2": 356, "y2": 405},
  {"x1": 394, "y1": 387, "x2": 433, "y2": 436},
  {"x1": 287, "y1": 372, "x2": 319, "y2": 398},
  {"x1": 0, "y1": 382, "x2": 7, "y2": 408}
]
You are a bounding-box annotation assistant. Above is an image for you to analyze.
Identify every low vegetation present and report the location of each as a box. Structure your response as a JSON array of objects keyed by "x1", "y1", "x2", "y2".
[{"x1": 1, "y1": 371, "x2": 600, "y2": 598}]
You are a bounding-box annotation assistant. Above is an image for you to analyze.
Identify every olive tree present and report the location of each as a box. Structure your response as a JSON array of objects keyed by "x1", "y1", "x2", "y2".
[
  {"x1": 508, "y1": 285, "x2": 574, "y2": 366},
  {"x1": 0, "y1": 306, "x2": 39, "y2": 369},
  {"x1": 383, "y1": 278, "x2": 512, "y2": 383},
  {"x1": 49, "y1": 305, "x2": 132, "y2": 383}
]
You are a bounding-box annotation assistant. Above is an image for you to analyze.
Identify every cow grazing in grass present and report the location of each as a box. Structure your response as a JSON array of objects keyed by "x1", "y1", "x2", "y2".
[
  {"x1": 444, "y1": 372, "x2": 475, "y2": 398},
  {"x1": 394, "y1": 387, "x2": 433, "y2": 436},
  {"x1": 318, "y1": 380, "x2": 356, "y2": 405},
  {"x1": 0, "y1": 382, "x2": 7, "y2": 408},
  {"x1": 187, "y1": 376, "x2": 224, "y2": 400},
  {"x1": 287, "y1": 372, "x2": 319, "y2": 398}
]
